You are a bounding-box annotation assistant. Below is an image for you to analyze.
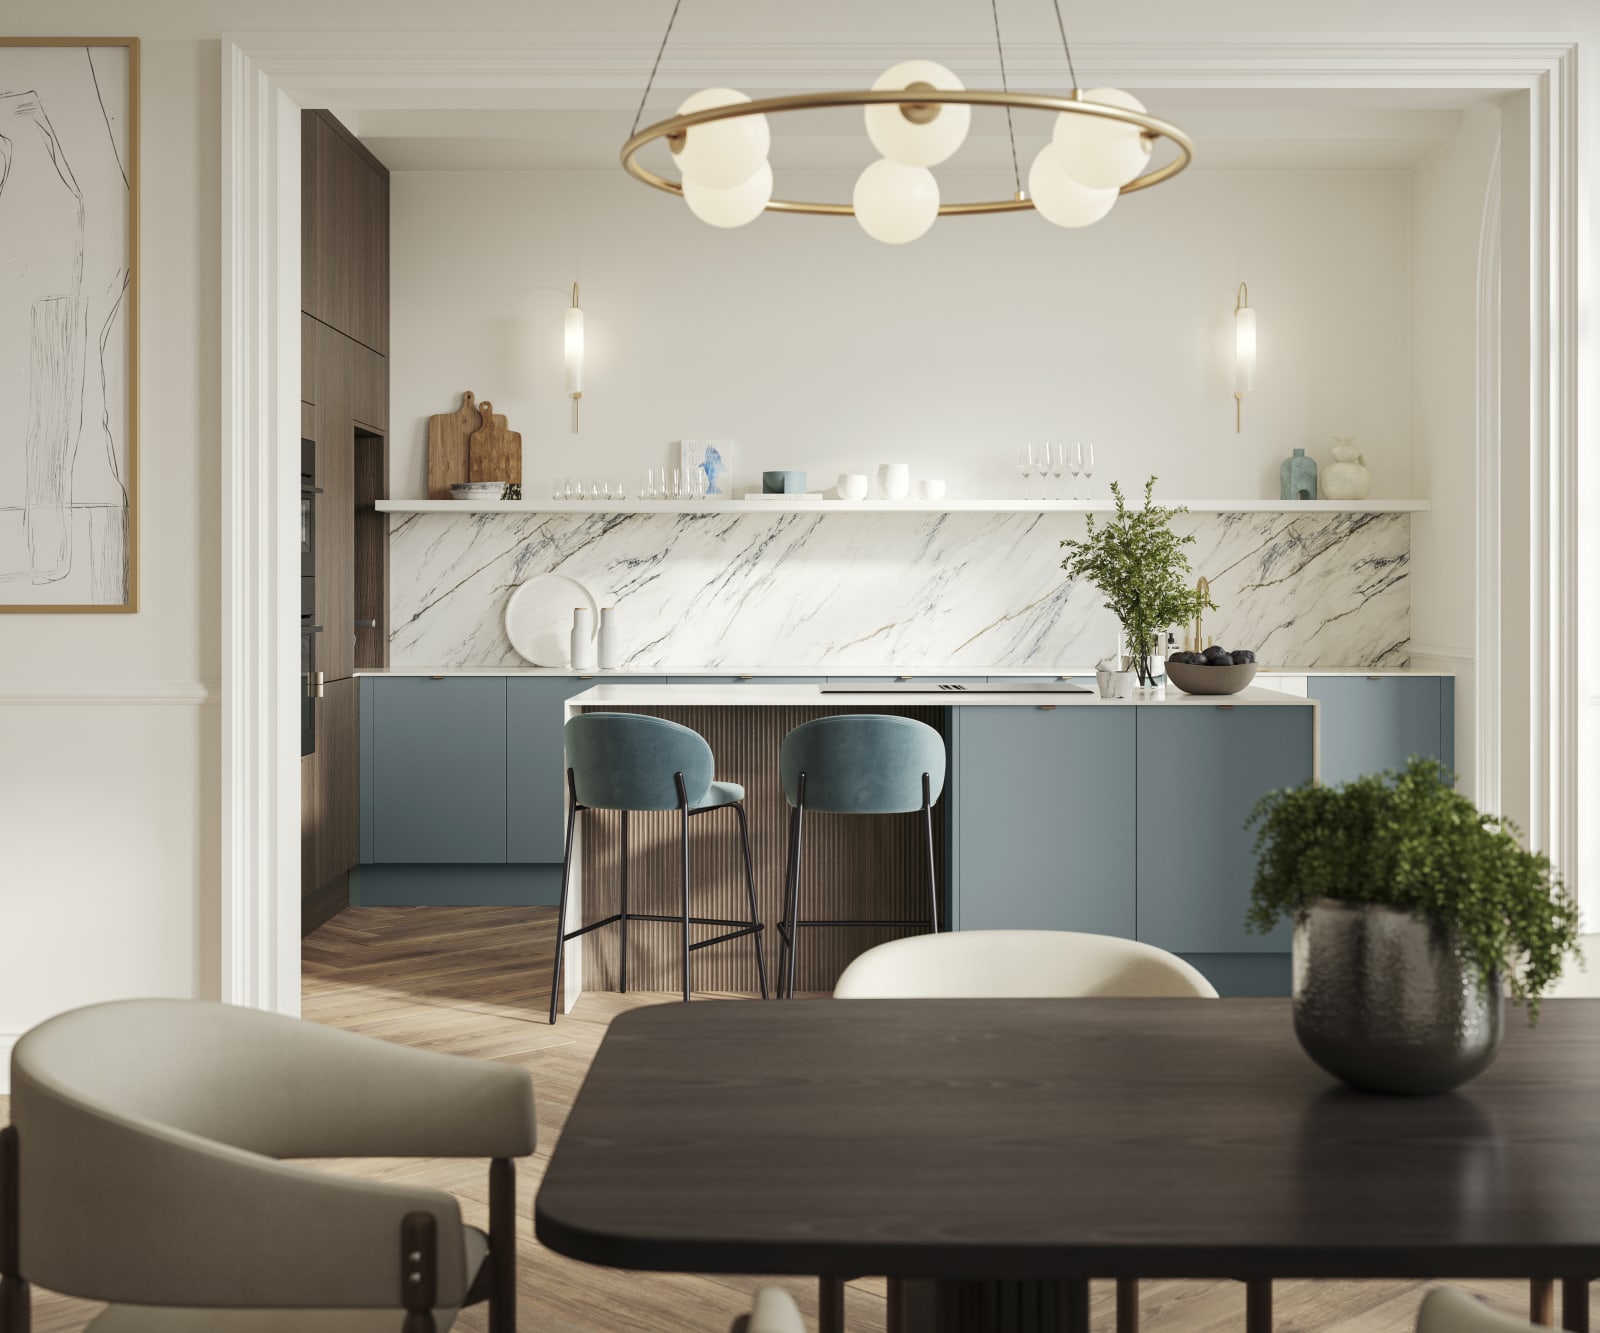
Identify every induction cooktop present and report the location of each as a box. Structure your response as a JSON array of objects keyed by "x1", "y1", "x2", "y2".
[{"x1": 817, "y1": 680, "x2": 1091, "y2": 694}]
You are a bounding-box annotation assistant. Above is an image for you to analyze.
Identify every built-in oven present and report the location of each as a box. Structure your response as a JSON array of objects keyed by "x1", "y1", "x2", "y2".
[{"x1": 302, "y1": 439, "x2": 323, "y2": 756}]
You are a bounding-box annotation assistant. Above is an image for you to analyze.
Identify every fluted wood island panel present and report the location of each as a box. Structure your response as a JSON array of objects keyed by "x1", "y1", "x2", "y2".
[{"x1": 578, "y1": 705, "x2": 946, "y2": 996}]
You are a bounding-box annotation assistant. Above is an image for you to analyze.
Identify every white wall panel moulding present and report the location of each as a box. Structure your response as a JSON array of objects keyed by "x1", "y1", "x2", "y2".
[{"x1": 0, "y1": 680, "x2": 214, "y2": 705}]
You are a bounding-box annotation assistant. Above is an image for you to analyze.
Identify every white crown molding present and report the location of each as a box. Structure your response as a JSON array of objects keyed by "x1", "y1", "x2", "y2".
[
  {"x1": 0, "y1": 680, "x2": 213, "y2": 705},
  {"x1": 221, "y1": 31, "x2": 1586, "y2": 90}
]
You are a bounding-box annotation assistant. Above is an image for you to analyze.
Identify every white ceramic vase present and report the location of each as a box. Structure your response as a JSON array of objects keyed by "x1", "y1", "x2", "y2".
[
  {"x1": 877, "y1": 463, "x2": 910, "y2": 501},
  {"x1": 836, "y1": 473, "x2": 869, "y2": 501},
  {"x1": 597, "y1": 608, "x2": 620, "y2": 670},
  {"x1": 570, "y1": 607, "x2": 596, "y2": 670},
  {"x1": 1321, "y1": 434, "x2": 1372, "y2": 501}
]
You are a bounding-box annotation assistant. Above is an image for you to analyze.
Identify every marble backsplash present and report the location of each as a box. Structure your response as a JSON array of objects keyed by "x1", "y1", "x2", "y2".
[{"x1": 389, "y1": 510, "x2": 1409, "y2": 670}]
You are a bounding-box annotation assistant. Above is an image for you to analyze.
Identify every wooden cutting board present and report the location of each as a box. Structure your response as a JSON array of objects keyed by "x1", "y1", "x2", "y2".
[
  {"x1": 426, "y1": 391, "x2": 481, "y2": 499},
  {"x1": 468, "y1": 400, "x2": 522, "y2": 486}
]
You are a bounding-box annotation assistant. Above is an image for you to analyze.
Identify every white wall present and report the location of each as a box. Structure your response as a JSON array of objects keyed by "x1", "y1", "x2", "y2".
[
  {"x1": 1408, "y1": 106, "x2": 1502, "y2": 800},
  {"x1": 390, "y1": 168, "x2": 1414, "y2": 503}
]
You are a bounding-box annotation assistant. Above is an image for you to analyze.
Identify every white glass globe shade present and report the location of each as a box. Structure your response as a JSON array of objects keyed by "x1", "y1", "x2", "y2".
[
  {"x1": 864, "y1": 59, "x2": 972, "y2": 167},
  {"x1": 852, "y1": 158, "x2": 940, "y2": 244},
  {"x1": 673, "y1": 88, "x2": 770, "y2": 189},
  {"x1": 683, "y1": 160, "x2": 773, "y2": 228},
  {"x1": 1027, "y1": 145, "x2": 1118, "y2": 228},
  {"x1": 1051, "y1": 87, "x2": 1151, "y2": 190}
]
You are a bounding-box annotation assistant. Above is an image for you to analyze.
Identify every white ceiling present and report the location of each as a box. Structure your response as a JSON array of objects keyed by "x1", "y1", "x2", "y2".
[{"x1": 332, "y1": 86, "x2": 1495, "y2": 175}]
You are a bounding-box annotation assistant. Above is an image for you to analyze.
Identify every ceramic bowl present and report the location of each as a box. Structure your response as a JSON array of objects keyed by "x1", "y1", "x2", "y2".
[
  {"x1": 763, "y1": 470, "x2": 807, "y2": 494},
  {"x1": 836, "y1": 473, "x2": 869, "y2": 501},
  {"x1": 916, "y1": 479, "x2": 947, "y2": 501},
  {"x1": 1164, "y1": 659, "x2": 1259, "y2": 696},
  {"x1": 451, "y1": 481, "x2": 505, "y2": 501}
]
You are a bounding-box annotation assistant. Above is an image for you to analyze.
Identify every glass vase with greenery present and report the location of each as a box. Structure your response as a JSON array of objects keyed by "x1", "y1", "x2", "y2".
[
  {"x1": 1247, "y1": 757, "x2": 1580, "y2": 1018},
  {"x1": 1059, "y1": 476, "x2": 1214, "y2": 686}
]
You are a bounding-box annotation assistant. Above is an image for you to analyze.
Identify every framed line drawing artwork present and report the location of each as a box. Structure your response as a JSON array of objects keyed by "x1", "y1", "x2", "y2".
[{"x1": 0, "y1": 37, "x2": 139, "y2": 612}]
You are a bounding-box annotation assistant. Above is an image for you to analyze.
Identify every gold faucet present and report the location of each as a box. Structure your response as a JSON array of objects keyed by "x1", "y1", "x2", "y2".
[{"x1": 1190, "y1": 576, "x2": 1211, "y2": 652}]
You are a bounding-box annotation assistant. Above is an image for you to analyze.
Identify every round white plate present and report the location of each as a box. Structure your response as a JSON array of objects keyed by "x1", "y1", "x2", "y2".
[{"x1": 504, "y1": 573, "x2": 597, "y2": 666}]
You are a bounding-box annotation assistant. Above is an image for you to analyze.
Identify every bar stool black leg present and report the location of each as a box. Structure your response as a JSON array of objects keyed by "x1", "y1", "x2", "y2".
[
  {"x1": 1562, "y1": 1279, "x2": 1589, "y2": 1333},
  {"x1": 618, "y1": 809, "x2": 630, "y2": 994},
  {"x1": 787, "y1": 799, "x2": 808, "y2": 999},
  {"x1": 733, "y1": 802, "x2": 769, "y2": 999},
  {"x1": 777, "y1": 803, "x2": 799, "y2": 997},
  {"x1": 921, "y1": 772, "x2": 939, "y2": 933},
  {"x1": 548, "y1": 790, "x2": 579, "y2": 1025},
  {"x1": 675, "y1": 773, "x2": 692, "y2": 1003}
]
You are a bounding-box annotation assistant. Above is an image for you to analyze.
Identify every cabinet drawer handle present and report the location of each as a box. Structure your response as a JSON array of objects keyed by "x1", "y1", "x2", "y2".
[
  {"x1": 430, "y1": 675, "x2": 445, "y2": 681},
  {"x1": 1367, "y1": 675, "x2": 1384, "y2": 681},
  {"x1": 737, "y1": 674, "x2": 754, "y2": 681},
  {"x1": 1215, "y1": 704, "x2": 1234, "y2": 711},
  {"x1": 1037, "y1": 704, "x2": 1057, "y2": 712}
]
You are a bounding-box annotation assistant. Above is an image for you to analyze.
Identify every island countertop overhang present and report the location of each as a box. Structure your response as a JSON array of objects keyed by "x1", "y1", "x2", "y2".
[{"x1": 565, "y1": 683, "x2": 1320, "y2": 709}]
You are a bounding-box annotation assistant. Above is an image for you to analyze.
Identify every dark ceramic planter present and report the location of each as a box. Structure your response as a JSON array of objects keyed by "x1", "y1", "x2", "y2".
[{"x1": 1292, "y1": 898, "x2": 1503, "y2": 1095}]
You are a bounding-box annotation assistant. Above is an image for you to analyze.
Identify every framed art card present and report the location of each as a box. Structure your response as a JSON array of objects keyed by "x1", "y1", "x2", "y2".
[
  {"x1": 681, "y1": 440, "x2": 734, "y2": 498},
  {"x1": 0, "y1": 38, "x2": 139, "y2": 611}
]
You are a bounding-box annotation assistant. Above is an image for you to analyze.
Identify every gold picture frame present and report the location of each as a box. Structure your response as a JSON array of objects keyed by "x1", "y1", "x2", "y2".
[{"x1": 0, "y1": 37, "x2": 139, "y2": 613}]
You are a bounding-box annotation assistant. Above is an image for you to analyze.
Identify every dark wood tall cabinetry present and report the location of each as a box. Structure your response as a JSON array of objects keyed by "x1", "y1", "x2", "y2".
[{"x1": 301, "y1": 110, "x2": 390, "y2": 935}]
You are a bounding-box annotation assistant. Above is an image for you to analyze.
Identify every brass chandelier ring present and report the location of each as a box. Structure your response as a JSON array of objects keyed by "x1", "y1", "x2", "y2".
[{"x1": 620, "y1": 88, "x2": 1195, "y2": 217}]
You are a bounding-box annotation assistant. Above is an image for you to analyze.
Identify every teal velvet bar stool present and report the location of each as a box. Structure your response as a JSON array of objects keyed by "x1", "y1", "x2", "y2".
[
  {"x1": 549, "y1": 713, "x2": 768, "y2": 1023},
  {"x1": 776, "y1": 714, "x2": 946, "y2": 999}
]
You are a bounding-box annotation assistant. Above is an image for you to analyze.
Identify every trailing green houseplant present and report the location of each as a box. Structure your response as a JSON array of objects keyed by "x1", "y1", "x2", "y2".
[
  {"x1": 1247, "y1": 757, "x2": 1579, "y2": 1018},
  {"x1": 1059, "y1": 477, "x2": 1214, "y2": 686}
]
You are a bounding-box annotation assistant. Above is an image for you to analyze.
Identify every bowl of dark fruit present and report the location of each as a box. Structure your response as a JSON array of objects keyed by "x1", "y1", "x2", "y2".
[{"x1": 1164, "y1": 647, "x2": 1259, "y2": 695}]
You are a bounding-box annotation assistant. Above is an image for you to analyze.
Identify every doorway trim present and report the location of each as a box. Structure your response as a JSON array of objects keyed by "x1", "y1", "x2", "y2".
[{"x1": 219, "y1": 32, "x2": 1588, "y2": 1011}]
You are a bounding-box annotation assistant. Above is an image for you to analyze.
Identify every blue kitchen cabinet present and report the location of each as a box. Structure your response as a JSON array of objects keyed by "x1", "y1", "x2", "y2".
[
  {"x1": 1133, "y1": 704, "x2": 1315, "y2": 955},
  {"x1": 1308, "y1": 675, "x2": 1454, "y2": 785},
  {"x1": 951, "y1": 706, "x2": 1137, "y2": 937},
  {"x1": 506, "y1": 675, "x2": 665, "y2": 861},
  {"x1": 369, "y1": 676, "x2": 508, "y2": 863}
]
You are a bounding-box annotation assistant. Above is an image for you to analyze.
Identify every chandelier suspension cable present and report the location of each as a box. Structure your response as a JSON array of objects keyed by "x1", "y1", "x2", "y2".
[
  {"x1": 989, "y1": 0, "x2": 1023, "y2": 196},
  {"x1": 1049, "y1": 0, "x2": 1081, "y2": 91},
  {"x1": 631, "y1": 0, "x2": 684, "y2": 138}
]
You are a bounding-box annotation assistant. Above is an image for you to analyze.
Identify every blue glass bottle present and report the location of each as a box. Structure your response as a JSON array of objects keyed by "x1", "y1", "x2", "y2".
[{"x1": 1280, "y1": 448, "x2": 1318, "y2": 501}]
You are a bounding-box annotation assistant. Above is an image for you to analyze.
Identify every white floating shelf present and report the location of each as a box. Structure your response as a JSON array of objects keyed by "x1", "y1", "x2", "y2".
[{"x1": 377, "y1": 498, "x2": 1430, "y2": 516}]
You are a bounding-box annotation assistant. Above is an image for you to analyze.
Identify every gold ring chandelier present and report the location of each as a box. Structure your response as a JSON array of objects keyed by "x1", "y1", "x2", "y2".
[{"x1": 620, "y1": 0, "x2": 1194, "y2": 243}]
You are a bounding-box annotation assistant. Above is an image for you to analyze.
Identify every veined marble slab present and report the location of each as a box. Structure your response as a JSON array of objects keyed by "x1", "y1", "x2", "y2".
[{"x1": 389, "y1": 510, "x2": 1409, "y2": 670}]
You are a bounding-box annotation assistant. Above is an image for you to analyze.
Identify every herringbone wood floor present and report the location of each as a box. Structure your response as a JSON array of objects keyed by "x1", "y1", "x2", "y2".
[{"x1": 0, "y1": 906, "x2": 1562, "y2": 1331}]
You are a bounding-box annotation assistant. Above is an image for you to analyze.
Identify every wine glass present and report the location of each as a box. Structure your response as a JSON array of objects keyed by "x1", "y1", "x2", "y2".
[
  {"x1": 1017, "y1": 444, "x2": 1034, "y2": 500},
  {"x1": 600, "y1": 479, "x2": 612, "y2": 502},
  {"x1": 1049, "y1": 443, "x2": 1066, "y2": 500},
  {"x1": 1035, "y1": 445, "x2": 1053, "y2": 499},
  {"x1": 670, "y1": 468, "x2": 682, "y2": 500},
  {"x1": 1069, "y1": 443, "x2": 1083, "y2": 501},
  {"x1": 564, "y1": 477, "x2": 577, "y2": 501},
  {"x1": 1082, "y1": 444, "x2": 1096, "y2": 501},
  {"x1": 587, "y1": 478, "x2": 601, "y2": 501},
  {"x1": 551, "y1": 476, "x2": 565, "y2": 502},
  {"x1": 613, "y1": 478, "x2": 627, "y2": 501},
  {"x1": 643, "y1": 469, "x2": 656, "y2": 500}
]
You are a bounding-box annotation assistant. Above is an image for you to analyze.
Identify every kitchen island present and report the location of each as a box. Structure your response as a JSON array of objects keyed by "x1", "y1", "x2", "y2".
[{"x1": 553, "y1": 682, "x2": 1320, "y2": 1013}]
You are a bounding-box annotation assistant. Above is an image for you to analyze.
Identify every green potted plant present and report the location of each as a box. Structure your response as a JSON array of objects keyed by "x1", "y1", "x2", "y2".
[
  {"x1": 1059, "y1": 477, "x2": 1214, "y2": 687},
  {"x1": 1248, "y1": 757, "x2": 1580, "y2": 1094}
]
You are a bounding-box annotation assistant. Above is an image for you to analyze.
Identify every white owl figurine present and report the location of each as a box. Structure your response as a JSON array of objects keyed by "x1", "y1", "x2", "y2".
[{"x1": 1321, "y1": 434, "x2": 1371, "y2": 501}]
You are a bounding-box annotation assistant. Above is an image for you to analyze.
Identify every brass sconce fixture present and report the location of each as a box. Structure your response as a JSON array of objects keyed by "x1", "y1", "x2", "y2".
[
  {"x1": 1234, "y1": 282, "x2": 1255, "y2": 433},
  {"x1": 564, "y1": 282, "x2": 584, "y2": 433}
]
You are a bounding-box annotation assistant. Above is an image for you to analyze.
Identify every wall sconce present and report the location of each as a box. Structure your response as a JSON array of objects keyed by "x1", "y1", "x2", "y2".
[
  {"x1": 564, "y1": 282, "x2": 584, "y2": 433},
  {"x1": 1233, "y1": 281, "x2": 1255, "y2": 433}
]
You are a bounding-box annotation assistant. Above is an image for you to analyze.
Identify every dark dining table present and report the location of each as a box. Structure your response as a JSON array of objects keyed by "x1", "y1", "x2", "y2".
[{"x1": 535, "y1": 998, "x2": 1600, "y2": 1333}]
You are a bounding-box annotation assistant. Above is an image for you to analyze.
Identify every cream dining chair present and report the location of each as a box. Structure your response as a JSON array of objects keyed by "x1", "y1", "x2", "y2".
[
  {"x1": 832, "y1": 928, "x2": 1218, "y2": 1333},
  {"x1": 0, "y1": 998, "x2": 535, "y2": 1333},
  {"x1": 731, "y1": 1286, "x2": 806, "y2": 1333},
  {"x1": 832, "y1": 927, "x2": 1219, "y2": 999}
]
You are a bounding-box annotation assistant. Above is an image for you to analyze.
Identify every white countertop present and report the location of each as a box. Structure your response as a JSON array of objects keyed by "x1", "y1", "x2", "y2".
[
  {"x1": 356, "y1": 665, "x2": 1450, "y2": 679},
  {"x1": 565, "y1": 683, "x2": 1317, "y2": 709}
]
